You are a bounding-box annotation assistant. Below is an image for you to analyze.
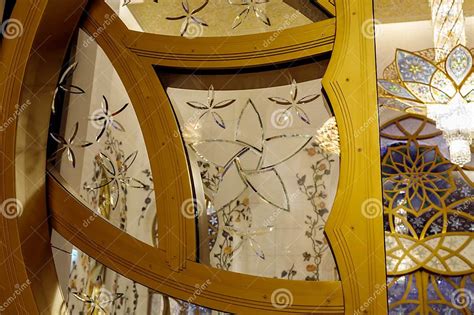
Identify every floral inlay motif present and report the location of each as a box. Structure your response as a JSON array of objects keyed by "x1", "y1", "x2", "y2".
[
  {"x1": 52, "y1": 62, "x2": 85, "y2": 114},
  {"x1": 185, "y1": 85, "x2": 236, "y2": 129},
  {"x1": 49, "y1": 32, "x2": 157, "y2": 315},
  {"x1": 229, "y1": 0, "x2": 271, "y2": 29},
  {"x1": 189, "y1": 99, "x2": 312, "y2": 211},
  {"x1": 50, "y1": 122, "x2": 93, "y2": 168},
  {"x1": 171, "y1": 81, "x2": 340, "y2": 280},
  {"x1": 72, "y1": 285, "x2": 123, "y2": 314},
  {"x1": 90, "y1": 96, "x2": 129, "y2": 141},
  {"x1": 268, "y1": 79, "x2": 320, "y2": 124},
  {"x1": 297, "y1": 144, "x2": 335, "y2": 280},
  {"x1": 166, "y1": 0, "x2": 209, "y2": 36}
]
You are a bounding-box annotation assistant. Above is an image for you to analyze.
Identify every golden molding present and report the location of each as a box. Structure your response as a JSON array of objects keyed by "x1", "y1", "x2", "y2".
[
  {"x1": 0, "y1": 0, "x2": 87, "y2": 313},
  {"x1": 85, "y1": 0, "x2": 335, "y2": 69},
  {"x1": 315, "y1": 0, "x2": 336, "y2": 16},
  {"x1": 47, "y1": 170, "x2": 345, "y2": 314},
  {"x1": 322, "y1": 0, "x2": 388, "y2": 313}
]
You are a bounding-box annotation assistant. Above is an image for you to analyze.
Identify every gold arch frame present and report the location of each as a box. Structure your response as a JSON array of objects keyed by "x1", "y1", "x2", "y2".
[{"x1": 0, "y1": 0, "x2": 387, "y2": 314}]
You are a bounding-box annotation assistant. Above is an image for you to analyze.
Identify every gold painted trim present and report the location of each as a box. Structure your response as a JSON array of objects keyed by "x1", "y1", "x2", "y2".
[
  {"x1": 316, "y1": 0, "x2": 336, "y2": 16},
  {"x1": 84, "y1": 0, "x2": 335, "y2": 69},
  {"x1": 322, "y1": 0, "x2": 388, "y2": 314},
  {"x1": 0, "y1": 1, "x2": 45, "y2": 313},
  {"x1": 48, "y1": 170, "x2": 345, "y2": 314},
  {"x1": 0, "y1": 0, "x2": 87, "y2": 314}
]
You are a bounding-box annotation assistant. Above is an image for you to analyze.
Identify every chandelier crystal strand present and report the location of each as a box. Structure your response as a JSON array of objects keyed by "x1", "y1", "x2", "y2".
[
  {"x1": 429, "y1": 0, "x2": 466, "y2": 62},
  {"x1": 427, "y1": 94, "x2": 474, "y2": 166},
  {"x1": 314, "y1": 117, "x2": 340, "y2": 156}
]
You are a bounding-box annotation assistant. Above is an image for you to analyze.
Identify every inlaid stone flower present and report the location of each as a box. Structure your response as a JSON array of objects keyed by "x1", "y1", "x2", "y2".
[
  {"x1": 188, "y1": 100, "x2": 312, "y2": 211},
  {"x1": 166, "y1": 0, "x2": 209, "y2": 36},
  {"x1": 90, "y1": 151, "x2": 147, "y2": 210},
  {"x1": 51, "y1": 62, "x2": 85, "y2": 114},
  {"x1": 90, "y1": 95, "x2": 129, "y2": 141},
  {"x1": 72, "y1": 288, "x2": 123, "y2": 314},
  {"x1": 268, "y1": 79, "x2": 320, "y2": 125},
  {"x1": 49, "y1": 122, "x2": 93, "y2": 168},
  {"x1": 186, "y1": 85, "x2": 236, "y2": 129},
  {"x1": 229, "y1": 0, "x2": 271, "y2": 29},
  {"x1": 222, "y1": 224, "x2": 274, "y2": 259}
]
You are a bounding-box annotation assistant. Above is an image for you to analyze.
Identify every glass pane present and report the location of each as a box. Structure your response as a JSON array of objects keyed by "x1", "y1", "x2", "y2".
[
  {"x1": 374, "y1": 2, "x2": 474, "y2": 313},
  {"x1": 104, "y1": 0, "x2": 331, "y2": 37},
  {"x1": 47, "y1": 29, "x2": 157, "y2": 247},
  {"x1": 386, "y1": 272, "x2": 474, "y2": 314},
  {"x1": 387, "y1": 274, "x2": 421, "y2": 314},
  {"x1": 51, "y1": 230, "x2": 231, "y2": 314},
  {"x1": 158, "y1": 59, "x2": 341, "y2": 281}
]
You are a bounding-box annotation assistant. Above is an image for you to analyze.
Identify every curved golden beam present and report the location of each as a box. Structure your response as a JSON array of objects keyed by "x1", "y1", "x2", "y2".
[
  {"x1": 85, "y1": 0, "x2": 335, "y2": 69},
  {"x1": 0, "y1": 0, "x2": 87, "y2": 313},
  {"x1": 322, "y1": 0, "x2": 388, "y2": 314},
  {"x1": 47, "y1": 170, "x2": 344, "y2": 314}
]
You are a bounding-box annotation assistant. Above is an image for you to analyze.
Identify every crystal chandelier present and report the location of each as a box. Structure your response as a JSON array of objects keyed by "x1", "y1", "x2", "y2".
[
  {"x1": 429, "y1": 0, "x2": 466, "y2": 62},
  {"x1": 377, "y1": 0, "x2": 473, "y2": 167},
  {"x1": 314, "y1": 117, "x2": 340, "y2": 156}
]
